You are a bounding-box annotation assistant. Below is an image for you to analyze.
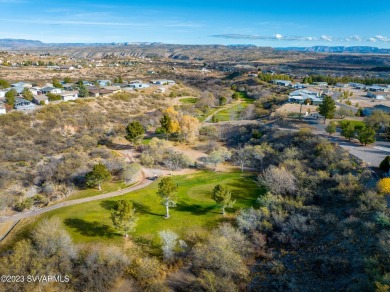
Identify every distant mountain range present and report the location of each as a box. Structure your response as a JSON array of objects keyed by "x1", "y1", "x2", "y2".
[
  {"x1": 0, "y1": 38, "x2": 166, "y2": 50},
  {"x1": 1, "y1": 39, "x2": 390, "y2": 55},
  {"x1": 276, "y1": 46, "x2": 390, "y2": 54}
]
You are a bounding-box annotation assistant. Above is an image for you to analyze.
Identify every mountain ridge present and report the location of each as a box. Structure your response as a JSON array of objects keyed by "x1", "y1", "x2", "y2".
[{"x1": 1, "y1": 39, "x2": 390, "y2": 55}]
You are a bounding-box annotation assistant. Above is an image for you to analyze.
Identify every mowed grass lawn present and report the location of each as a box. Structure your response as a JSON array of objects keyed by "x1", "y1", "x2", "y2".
[
  {"x1": 42, "y1": 171, "x2": 262, "y2": 248},
  {"x1": 216, "y1": 103, "x2": 248, "y2": 121},
  {"x1": 64, "y1": 181, "x2": 130, "y2": 201},
  {"x1": 215, "y1": 93, "x2": 254, "y2": 122},
  {"x1": 338, "y1": 120, "x2": 365, "y2": 128}
]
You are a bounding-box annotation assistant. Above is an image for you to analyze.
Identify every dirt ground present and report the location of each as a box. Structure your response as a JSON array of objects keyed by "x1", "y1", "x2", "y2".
[{"x1": 277, "y1": 104, "x2": 318, "y2": 114}]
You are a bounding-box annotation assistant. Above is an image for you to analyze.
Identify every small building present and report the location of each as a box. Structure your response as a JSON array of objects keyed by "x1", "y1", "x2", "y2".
[
  {"x1": 82, "y1": 81, "x2": 93, "y2": 86},
  {"x1": 30, "y1": 87, "x2": 41, "y2": 95},
  {"x1": 32, "y1": 95, "x2": 49, "y2": 105},
  {"x1": 88, "y1": 88, "x2": 114, "y2": 97},
  {"x1": 348, "y1": 82, "x2": 366, "y2": 89},
  {"x1": 313, "y1": 82, "x2": 328, "y2": 86},
  {"x1": 11, "y1": 82, "x2": 32, "y2": 88},
  {"x1": 291, "y1": 83, "x2": 305, "y2": 89},
  {"x1": 59, "y1": 65, "x2": 75, "y2": 71},
  {"x1": 0, "y1": 90, "x2": 6, "y2": 98},
  {"x1": 150, "y1": 79, "x2": 175, "y2": 85},
  {"x1": 367, "y1": 85, "x2": 388, "y2": 92},
  {"x1": 96, "y1": 80, "x2": 111, "y2": 87},
  {"x1": 288, "y1": 89, "x2": 323, "y2": 105},
  {"x1": 62, "y1": 83, "x2": 75, "y2": 91},
  {"x1": 0, "y1": 104, "x2": 6, "y2": 115},
  {"x1": 9, "y1": 86, "x2": 25, "y2": 94},
  {"x1": 47, "y1": 65, "x2": 60, "y2": 70},
  {"x1": 367, "y1": 91, "x2": 390, "y2": 100},
  {"x1": 41, "y1": 86, "x2": 62, "y2": 95},
  {"x1": 14, "y1": 98, "x2": 35, "y2": 111},
  {"x1": 103, "y1": 86, "x2": 121, "y2": 93},
  {"x1": 336, "y1": 83, "x2": 349, "y2": 88},
  {"x1": 60, "y1": 91, "x2": 78, "y2": 101},
  {"x1": 127, "y1": 82, "x2": 150, "y2": 89},
  {"x1": 271, "y1": 80, "x2": 292, "y2": 87},
  {"x1": 363, "y1": 105, "x2": 390, "y2": 116}
]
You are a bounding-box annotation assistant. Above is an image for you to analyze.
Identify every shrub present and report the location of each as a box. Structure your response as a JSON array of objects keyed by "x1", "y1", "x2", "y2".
[
  {"x1": 379, "y1": 156, "x2": 390, "y2": 173},
  {"x1": 377, "y1": 178, "x2": 390, "y2": 194}
]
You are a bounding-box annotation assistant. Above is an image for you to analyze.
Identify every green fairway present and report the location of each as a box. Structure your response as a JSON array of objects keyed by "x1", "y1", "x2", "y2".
[
  {"x1": 64, "y1": 181, "x2": 130, "y2": 201},
  {"x1": 42, "y1": 171, "x2": 262, "y2": 248},
  {"x1": 216, "y1": 103, "x2": 248, "y2": 121},
  {"x1": 215, "y1": 93, "x2": 254, "y2": 122},
  {"x1": 179, "y1": 97, "x2": 198, "y2": 104},
  {"x1": 197, "y1": 106, "x2": 222, "y2": 122}
]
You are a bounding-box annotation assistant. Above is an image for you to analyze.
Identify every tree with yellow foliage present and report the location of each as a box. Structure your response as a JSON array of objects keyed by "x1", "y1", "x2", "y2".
[
  {"x1": 160, "y1": 107, "x2": 181, "y2": 139},
  {"x1": 179, "y1": 115, "x2": 199, "y2": 142},
  {"x1": 377, "y1": 178, "x2": 390, "y2": 194}
]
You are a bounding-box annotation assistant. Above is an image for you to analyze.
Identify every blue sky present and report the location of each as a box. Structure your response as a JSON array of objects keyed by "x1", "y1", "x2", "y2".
[{"x1": 1, "y1": 0, "x2": 390, "y2": 47}]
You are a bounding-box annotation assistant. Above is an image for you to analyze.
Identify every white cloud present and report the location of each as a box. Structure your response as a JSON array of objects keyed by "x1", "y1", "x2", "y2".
[
  {"x1": 211, "y1": 33, "x2": 390, "y2": 44},
  {"x1": 274, "y1": 33, "x2": 283, "y2": 40},
  {"x1": 346, "y1": 35, "x2": 361, "y2": 42},
  {"x1": 373, "y1": 35, "x2": 390, "y2": 42},
  {"x1": 320, "y1": 35, "x2": 333, "y2": 42}
]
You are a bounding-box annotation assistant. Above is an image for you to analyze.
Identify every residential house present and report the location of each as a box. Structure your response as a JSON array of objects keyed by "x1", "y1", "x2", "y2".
[
  {"x1": 313, "y1": 82, "x2": 328, "y2": 86},
  {"x1": 97, "y1": 80, "x2": 111, "y2": 87},
  {"x1": 363, "y1": 105, "x2": 390, "y2": 116},
  {"x1": 88, "y1": 88, "x2": 114, "y2": 97},
  {"x1": 82, "y1": 81, "x2": 93, "y2": 86},
  {"x1": 59, "y1": 65, "x2": 75, "y2": 71},
  {"x1": 288, "y1": 89, "x2": 323, "y2": 105},
  {"x1": 348, "y1": 82, "x2": 366, "y2": 89},
  {"x1": 103, "y1": 86, "x2": 121, "y2": 93},
  {"x1": 14, "y1": 98, "x2": 36, "y2": 111},
  {"x1": 368, "y1": 85, "x2": 389, "y2": 92},
  {"x1": 30, "y1": 87, "x2": 41, "y2": 95},
  {"x1": 335, "y1": 83, "x2": 349, "y2": 88},
  {"x1": 11, "y1": 82, "x2": 32, "y2": 88},
  {"x1": 127, "y1": 82, "x2": 150, "y2": 89},
  {"x1": 0, "y1": 104, "x2": 6, "y2": 115},
  {"x1": 60, "y1": 91, "x2": 78, "y2": 101},
  {"x1": 271, "y1": 80, "x2": 292, "y2": 87},
  {"x1": 41, "y1": 87, "x2": 62, "y2": 95},
  {"x1": 150, "y1": 79, "x2": 175, "y2": 85},
  {"x1": 291, "y1": 83, "x2": 305, "y2": 89},
  {"x1": 9, "y1": 86, "x2": 24, "y2": 94},
  {"x1": 32, "y1": 95, "x2": 49, "y2": 105},
  {"x1": 367, "y1": 91, "x2": 390, "y2": 100},
  {"x1": 62, "y1": 83, "x2": 75, "y2": 91}
]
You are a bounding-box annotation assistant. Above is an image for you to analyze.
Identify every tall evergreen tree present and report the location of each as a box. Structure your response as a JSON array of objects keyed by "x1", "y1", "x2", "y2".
[{"x1": 318, "y1": 95, "x2": 336, "y2": 124}]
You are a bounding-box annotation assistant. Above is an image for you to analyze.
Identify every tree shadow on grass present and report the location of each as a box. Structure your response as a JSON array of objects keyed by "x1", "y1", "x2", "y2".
[
  {"x1": 64, "y1": 218, "x2": 119, "y2": 238},
  {"x1": 100, "y1": 200, "x2": 164, "y2": 217},
  {"x1": 176, "y1": 202, "x2": 218, "y2": 215},
  {"x1": 100, "y1": 200, "x2": 117, "y2": 210}
]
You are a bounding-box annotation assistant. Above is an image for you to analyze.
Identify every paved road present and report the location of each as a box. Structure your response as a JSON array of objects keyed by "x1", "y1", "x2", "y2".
[
  {"x1": 0, "y1": 172, "x2": 154, "y2": 224},
  {"x1": 304, "y1": 117, "x2": 390, "y2": 167}
]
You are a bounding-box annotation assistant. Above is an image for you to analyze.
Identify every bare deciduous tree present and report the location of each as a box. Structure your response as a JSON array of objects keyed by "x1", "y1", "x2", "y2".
[{"x1": 258, "y1": 166, "x2": 297, "y2": 195}]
